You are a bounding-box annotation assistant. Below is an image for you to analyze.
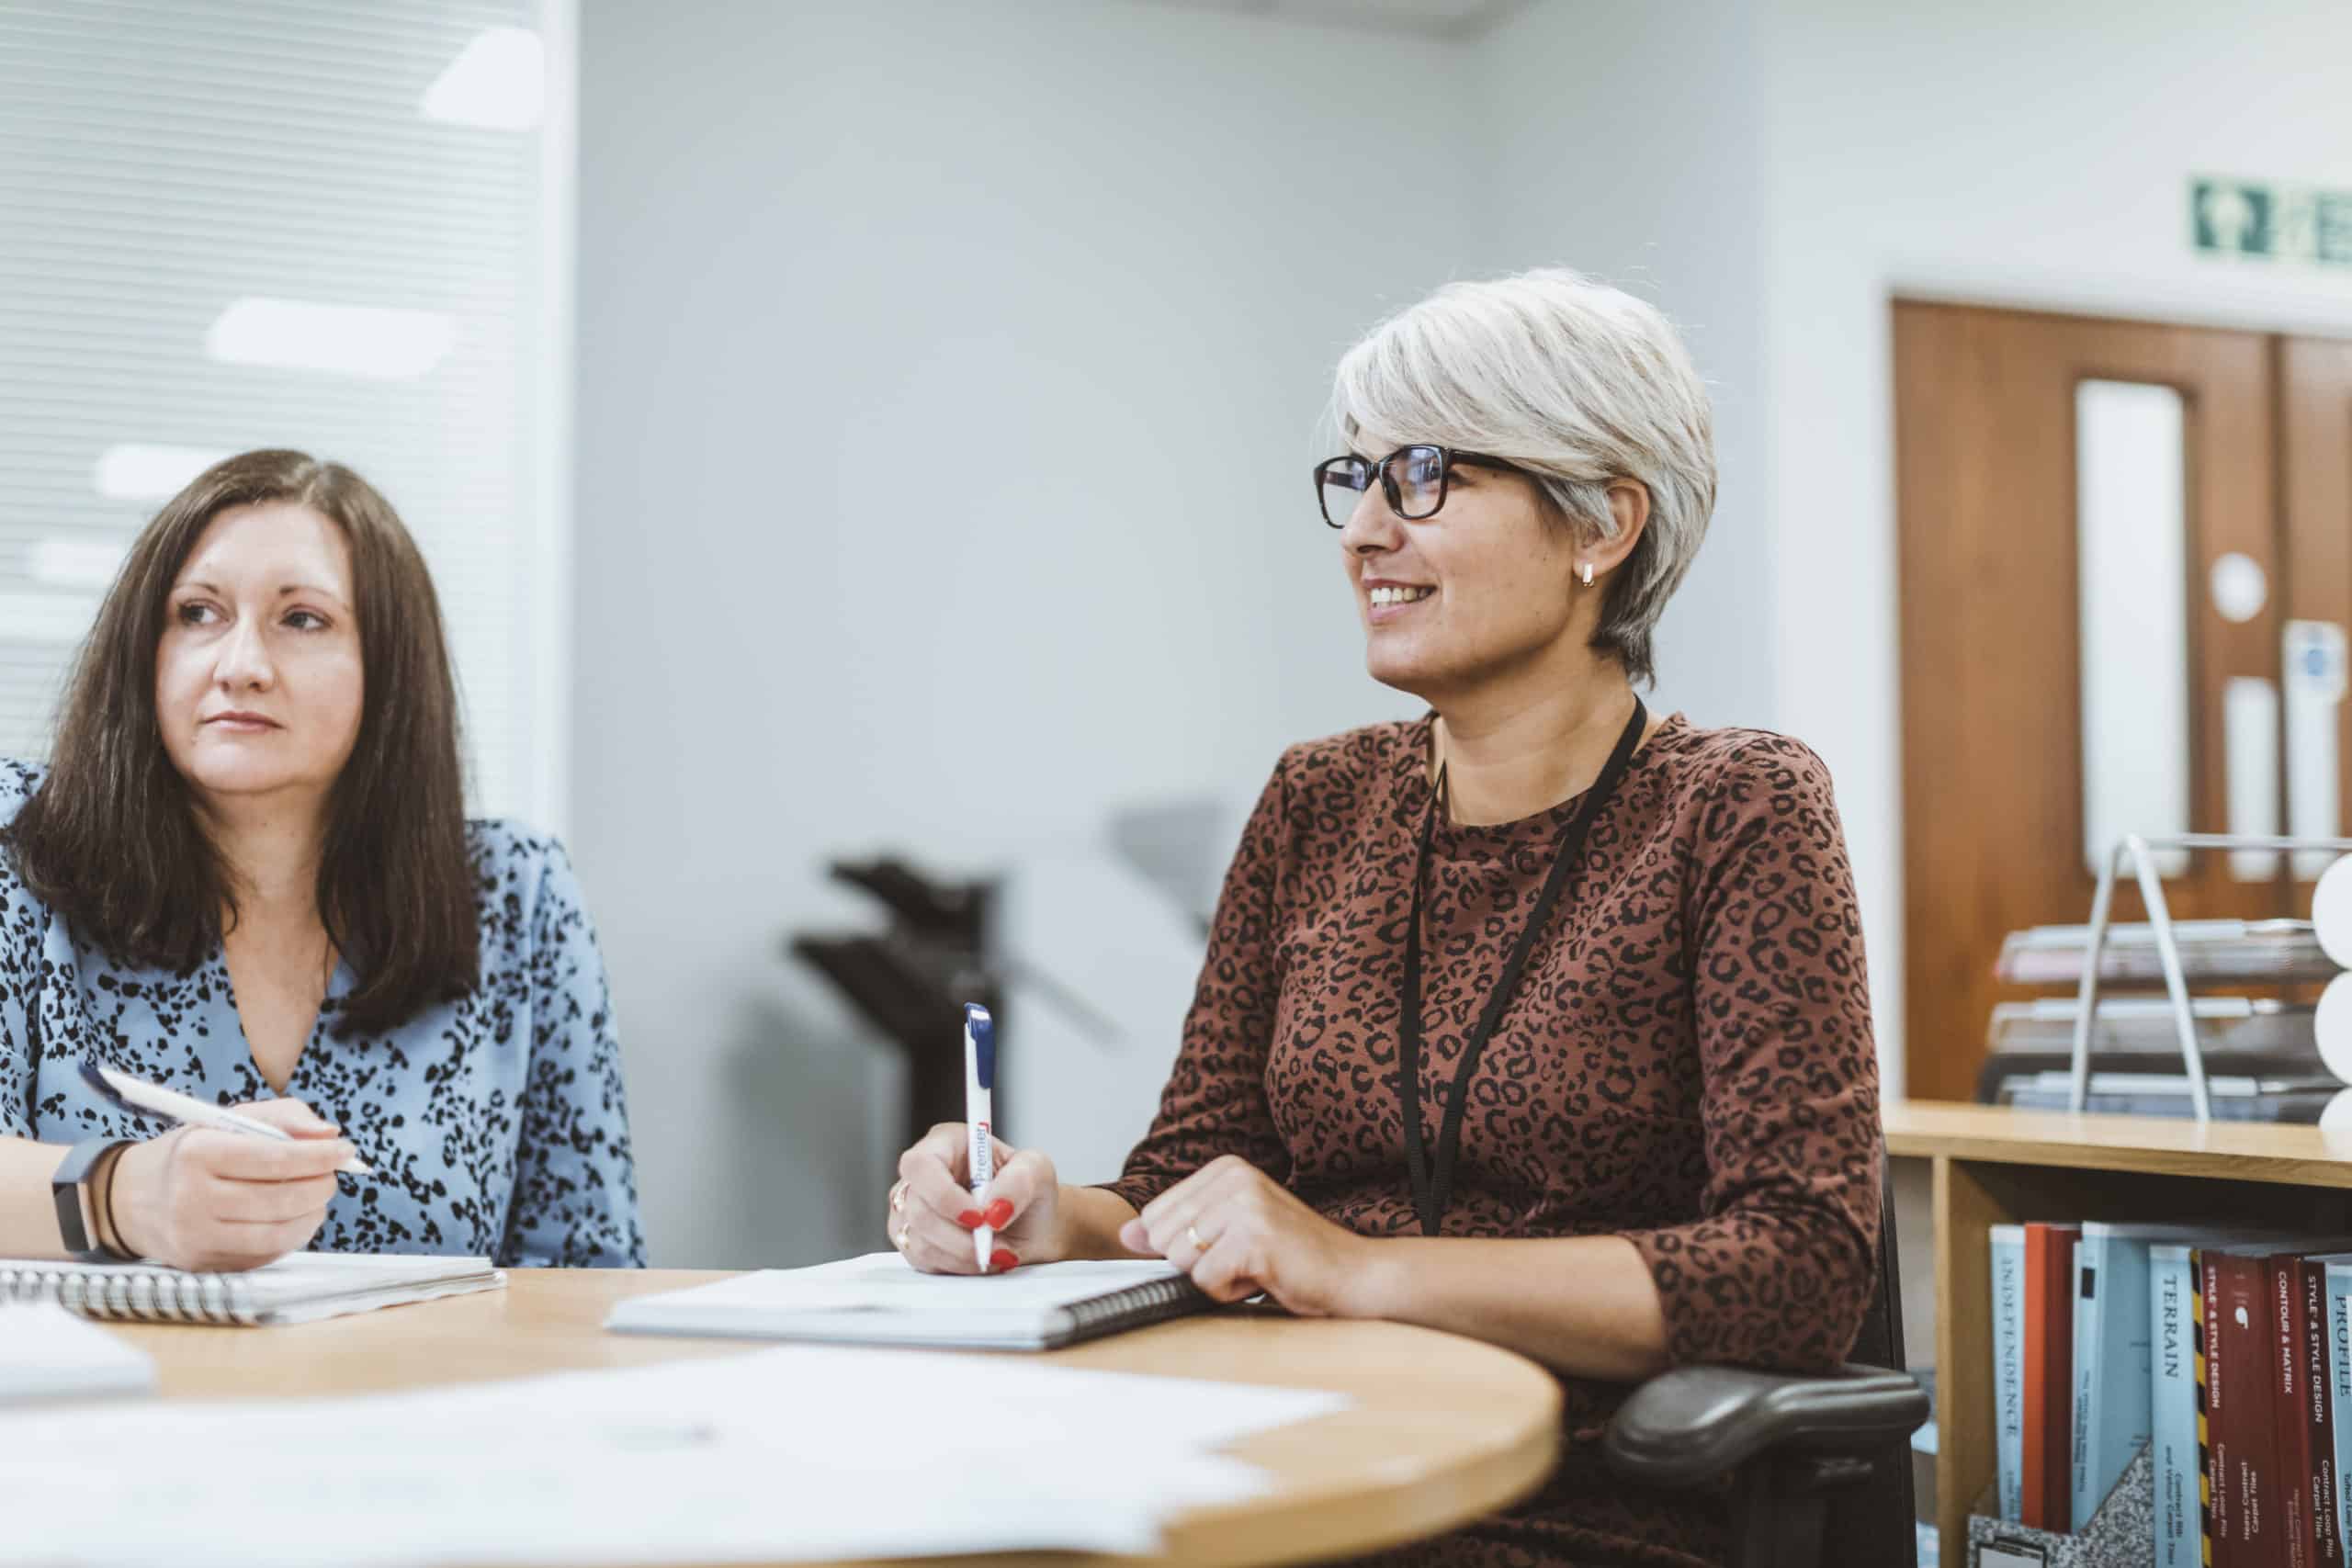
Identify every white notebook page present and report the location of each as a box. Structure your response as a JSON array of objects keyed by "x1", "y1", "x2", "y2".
[{"x1": 640, "y1": 1252, "x2": 1184, "y2": 1314}]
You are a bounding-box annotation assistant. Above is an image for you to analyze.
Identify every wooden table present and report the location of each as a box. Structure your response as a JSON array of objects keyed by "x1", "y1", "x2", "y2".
[
  {"x1": 108, "y1": 1267, "x2": 1564, "y2": 1568},
  {"x1": 1883, "y1": 1100, "x2": 2352, "y2": 1564}
]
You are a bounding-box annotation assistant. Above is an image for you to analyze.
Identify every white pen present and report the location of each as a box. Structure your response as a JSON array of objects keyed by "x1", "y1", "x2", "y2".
[
  {"x1": 963, "y1": 1003, "x2": 996, "y2": 1273},
  {"x1": 79, "y1": 1061, "x2": 374, "y2": 1175}
]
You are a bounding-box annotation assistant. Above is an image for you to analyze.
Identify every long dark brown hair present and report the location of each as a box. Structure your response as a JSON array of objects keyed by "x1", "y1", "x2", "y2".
[{"x1": 2, "y1": 449, "x2": 480, "y2": 1035}]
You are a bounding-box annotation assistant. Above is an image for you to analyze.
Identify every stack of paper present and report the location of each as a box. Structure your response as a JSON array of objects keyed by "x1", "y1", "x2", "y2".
[
  {"x1": 1995, "y1": 919, "x2": 2335, "y2": 986},
  {"x1": 0, "y1": 1342, "x2": 1350, "y2": 1566}
]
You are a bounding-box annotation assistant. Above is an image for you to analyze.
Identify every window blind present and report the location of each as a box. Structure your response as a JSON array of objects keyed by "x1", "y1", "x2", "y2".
[{"x1": 0, "y1": 0, "x2": 566, "y2": 828}]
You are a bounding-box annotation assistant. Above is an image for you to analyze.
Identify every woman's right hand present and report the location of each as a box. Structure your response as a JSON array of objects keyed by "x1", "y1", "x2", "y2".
[
  {"x1": 890, "y1": 1122, "x2": 1061, "y2": 1274},
  {"x1": 107, "y1": 1099, "x2": 354, "y2": 1271}
]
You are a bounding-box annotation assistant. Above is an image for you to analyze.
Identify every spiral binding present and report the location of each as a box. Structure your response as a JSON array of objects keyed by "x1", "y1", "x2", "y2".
[
  {"x1": 0, "y1": 1262, "x2": 256, "y2": 1325},
  {"x1": 1059, "y1": 1276, "x2": 1211, "y2": 1344}
]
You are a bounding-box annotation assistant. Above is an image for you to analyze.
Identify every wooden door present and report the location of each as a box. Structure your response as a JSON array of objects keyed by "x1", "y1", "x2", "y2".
[{"x1": 1895, "y1": 302, "x2": 2284, "y2": 1102}]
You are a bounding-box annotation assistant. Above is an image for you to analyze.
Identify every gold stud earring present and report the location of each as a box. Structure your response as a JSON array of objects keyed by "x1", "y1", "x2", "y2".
[{"x1": 1579, "y1": 561, "x2": 1594, "y2": 588}]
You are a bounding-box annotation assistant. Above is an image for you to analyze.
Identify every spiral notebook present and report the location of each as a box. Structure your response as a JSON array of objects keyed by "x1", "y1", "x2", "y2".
[
  {"x1": 0, "y1": 1251, "x2": 505, "y2": 1326},
  {"x1": 605, "y1": 1253, "x2": 1214, "y2": 1350}
]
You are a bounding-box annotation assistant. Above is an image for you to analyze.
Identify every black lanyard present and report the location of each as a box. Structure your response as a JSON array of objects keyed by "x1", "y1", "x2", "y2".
[{"x1": 1397, "y1": 696, "x2": 1648, "y2": 1236}]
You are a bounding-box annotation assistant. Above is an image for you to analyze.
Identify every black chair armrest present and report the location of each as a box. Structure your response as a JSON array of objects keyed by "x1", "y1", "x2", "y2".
[{"x1": 1602, "y1": 1364, "x2": 1929, "y2": 1489}]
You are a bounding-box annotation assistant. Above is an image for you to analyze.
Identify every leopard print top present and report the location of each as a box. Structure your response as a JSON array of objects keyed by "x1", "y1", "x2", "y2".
[{"x1": 1104, "y1": 712, "x2": 1883, "y2": 1568}]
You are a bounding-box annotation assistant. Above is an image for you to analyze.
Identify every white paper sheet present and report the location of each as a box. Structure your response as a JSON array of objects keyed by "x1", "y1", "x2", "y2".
[
  {"x1": 0, "y1": 1342, "x2": 1351, "y2": 1566},
  {"x1": 0, "y1": 1303, "x2": 154, "y2": 1404}
]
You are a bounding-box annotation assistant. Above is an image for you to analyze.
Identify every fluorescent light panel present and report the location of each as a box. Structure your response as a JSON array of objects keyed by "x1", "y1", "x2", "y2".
[
  {"x1": 30, "y1": 536, "x2": 129, "y2": 591},
  {"x1": 422, "y1": 27, "x2": 545, "y2": 130},
  {"x1": 206, "y1": 298, "x2": 455, "y2": 380},
  {"x1": 94, "y1": 443, "x2": 226, "y2": 502},
  {"x1": 0, "y1": 592, "x2": 99, "y2": 644}
]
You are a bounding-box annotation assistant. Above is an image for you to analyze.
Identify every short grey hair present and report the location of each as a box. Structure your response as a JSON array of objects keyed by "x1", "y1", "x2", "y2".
[{"x1": 1330, "y1": 267, "x2": 1716, "y2": 686}]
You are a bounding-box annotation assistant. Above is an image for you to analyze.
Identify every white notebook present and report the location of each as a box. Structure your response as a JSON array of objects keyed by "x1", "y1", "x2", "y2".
[
  {"x1": 606, "y1": 1253, "x2": 1214, "y2": 1350},
  {"x1": 0, "y1": 1303, "x2": 156, "y2": 1402},
  {"x1": 0, "y1": 1251, "x2": 505, "y2": 1326}
]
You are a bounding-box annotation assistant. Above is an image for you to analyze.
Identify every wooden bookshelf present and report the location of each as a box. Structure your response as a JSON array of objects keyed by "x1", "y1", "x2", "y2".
[{"x1": 1883, "y1": 1100, "x2": 2352, "y2": 1563}]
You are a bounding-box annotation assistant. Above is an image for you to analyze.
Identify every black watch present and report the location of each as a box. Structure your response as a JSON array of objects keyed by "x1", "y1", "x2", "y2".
[{"x1": 51, "y1": 1138, "x2": 132, "y2": 1262}]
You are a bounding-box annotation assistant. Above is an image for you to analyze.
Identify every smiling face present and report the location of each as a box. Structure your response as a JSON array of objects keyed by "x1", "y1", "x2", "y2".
[
  {"x1": 1338, "y1": 446, "x2": 1588, "y2": 703},
  {"x1": 155, "y1": 501, "x2": 365, "y2": 808}
]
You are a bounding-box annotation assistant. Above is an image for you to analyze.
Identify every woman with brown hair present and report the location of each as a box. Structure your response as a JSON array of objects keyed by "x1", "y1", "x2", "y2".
[
  {"x1": 888, "y1": 270, "x2": 1882, "y2": 1568},
  {"x1": 0, "y1": 449, "x2": 641, "y2": 1271}
]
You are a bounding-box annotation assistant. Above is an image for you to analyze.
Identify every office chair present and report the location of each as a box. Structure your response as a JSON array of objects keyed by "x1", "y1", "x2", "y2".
[
  {"x1": 790, "y1": 857, "x2": 1003, "y2": 1149},
  {"x1": 1603, "y1": 1178, "x2": 1928, "y2": 1568}
]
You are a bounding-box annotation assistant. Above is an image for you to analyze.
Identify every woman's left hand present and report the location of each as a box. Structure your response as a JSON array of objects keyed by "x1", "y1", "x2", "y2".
[{"x1": 1119, "y1": 1155, "x2": 1374, "y2": 1314}]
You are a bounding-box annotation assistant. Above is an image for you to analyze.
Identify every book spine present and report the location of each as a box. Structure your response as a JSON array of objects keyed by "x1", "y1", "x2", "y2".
[
  {"x1": 2025, "y1": 1223, "x2": 2080, "y2": 1532},
  {"x1": 2304, "y1": 1261, "x2": 2339, "y2": 1568},
  {"x1": 2211, "y1": 1252, "x2": 2235, "y2": 1568},
  {"x1": 1995, "y1": 1227, "x2": 2028, "y2": 1524},
  {"x1": 2026, "y1": 1225, "x2": 2054, "y2": 1529},
  {"x1": 2086, "y1": 1232, "x2": 2161, "y2": 1528},
  {"x1": 2217, "y1": 1254, "x2": 2284, "y2": 1568},
  {"x1": 2330, "y1": 1271, "x2": 2352, "y2": 1568},
  {"x1": 2276, "y1": 1257, "x2": 2314, "y2": 1568},
  {"x1": 2157, "y1": 1248, "x2": 2200, "y2": 1568},
  {"x1": 2052, "y1": 1226, "x2": 2081, "y2": 1535},
  {"x1": 2075, "y1": 1228, "x2": 2109, "y2": 1528}
]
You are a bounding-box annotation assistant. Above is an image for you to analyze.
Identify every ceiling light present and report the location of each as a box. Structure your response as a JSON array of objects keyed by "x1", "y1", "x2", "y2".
[
  {"x1": 93, "y1": 444, "x2": 226, "y2": 502},
  {"x1": 30, "y1": 536, "x2": 129, "y2": 591},
  {"x1": 0, "y1": 592, "x2": 99, "y2": 645},
  {"x1": 421, "y1": 27, "x2": 545, "y2": 130},
  {"x1": 206, "y1": 298, "x2": 454, "y2": 380}
]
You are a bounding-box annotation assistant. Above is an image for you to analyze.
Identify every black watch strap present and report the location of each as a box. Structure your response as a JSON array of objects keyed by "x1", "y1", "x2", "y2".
[{"x1": 51, "y1": 1138, "x2": 131, "y2": 1262}]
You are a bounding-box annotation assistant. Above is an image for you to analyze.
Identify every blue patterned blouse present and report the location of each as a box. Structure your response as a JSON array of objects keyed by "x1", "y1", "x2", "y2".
[{"x1": 0, "y1": 761, "x2": 644, "y2": 1269}]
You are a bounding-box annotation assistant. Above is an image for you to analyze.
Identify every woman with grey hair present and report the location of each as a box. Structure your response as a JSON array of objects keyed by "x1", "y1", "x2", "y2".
[{"x1": 889, "y1": 269, "x2": 1883, "y2": 1568}]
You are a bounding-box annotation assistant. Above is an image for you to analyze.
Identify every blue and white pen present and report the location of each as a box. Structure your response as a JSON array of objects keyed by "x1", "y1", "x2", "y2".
[
  {"x1": 964, "y1": 1002, "x2": 996, "y2": 1273},
  {"x1": 79, "y1": 1061, "x2": 373, "y2": 1175}
]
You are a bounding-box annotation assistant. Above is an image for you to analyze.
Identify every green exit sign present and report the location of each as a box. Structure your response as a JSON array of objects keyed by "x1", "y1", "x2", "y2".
[{"x1": 2192, "y1": 176, "x2": 2352, "y2": 267}]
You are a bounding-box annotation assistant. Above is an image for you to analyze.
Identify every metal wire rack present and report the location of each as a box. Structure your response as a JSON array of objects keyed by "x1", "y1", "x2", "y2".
[{"x1": 2068, "y1": 833, "x2": 2352, "y2": 1121}]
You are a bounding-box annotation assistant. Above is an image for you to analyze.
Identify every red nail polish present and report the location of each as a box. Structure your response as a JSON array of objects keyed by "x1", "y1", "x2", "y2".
[
  {"x1": 989, "y1": 1248, "x2": 1018, "y2": 1271},
  {"x1": 984, "y1": 1199, "x2": 1014, "y2": 1229},
  {"x1": 956, "y1": 1210, "x2": 984, "y2": 1230}
]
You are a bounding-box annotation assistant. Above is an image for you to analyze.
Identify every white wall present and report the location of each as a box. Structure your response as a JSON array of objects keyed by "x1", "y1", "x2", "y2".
[
  {"x1": 575, "y1": 0, "x2": 2352, "y2": 1266},
  {"x1": 1763, "y1": 0, "x2": 2352, "y2": 1096},
  {"x1": 1472, "y1": 0, "x2": 1773, "y2": 727},
  {"x1": 574, "y1": 0, "x2": 1477, "y2": 1265}
]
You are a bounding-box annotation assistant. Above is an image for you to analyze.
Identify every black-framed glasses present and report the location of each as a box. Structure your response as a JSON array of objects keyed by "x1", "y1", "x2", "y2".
[{"x1": 1312, "y1": 446, "x2": 1539, "y2": 528}]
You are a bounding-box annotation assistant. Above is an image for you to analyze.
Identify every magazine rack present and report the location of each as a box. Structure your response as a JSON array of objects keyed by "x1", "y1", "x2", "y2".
[
  {"x1": 1966, "y1": 1445, "x2": 2152, "y2": 1567},
  {"x1": 2069, "y1": 833, "x2": 2352, "y2": 1121}
]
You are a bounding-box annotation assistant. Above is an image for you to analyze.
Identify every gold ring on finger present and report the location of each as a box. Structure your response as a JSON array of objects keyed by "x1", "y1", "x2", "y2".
[
  {"x1": 894, "y1": 1222, "x2": 911, "y2": 1251},
  {"x1": 1187, "y1": 1224, "x2": 1204, "y2": 1252},
  {"x1": 890, "y1": 1181, "x2": 907, "y2": 1213}
]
